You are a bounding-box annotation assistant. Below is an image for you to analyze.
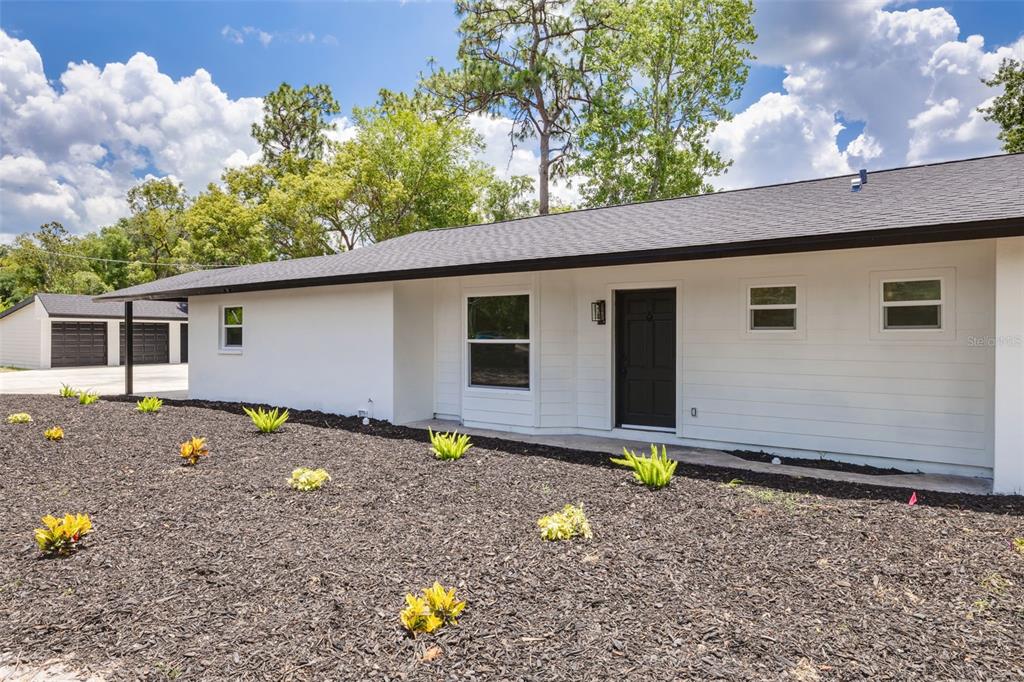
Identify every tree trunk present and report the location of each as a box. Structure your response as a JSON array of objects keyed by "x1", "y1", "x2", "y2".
[{"x1": 538, "y1": 132, "x2": 550, "y2": 215}]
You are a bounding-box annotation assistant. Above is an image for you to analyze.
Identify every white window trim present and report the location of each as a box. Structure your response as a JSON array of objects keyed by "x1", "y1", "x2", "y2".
[
  {"x1": 220, "y1": 305, "x2": 244, "y2": 354},
  {"x1": 869, "y1": 267, "x2": 956, "y2": 342},
  {"x1": 880, "y1": 276, "x2": 944, "y2": 331},
  {"x1": 462, "y1": 288, "x2": 534, "y2": 394},
  {"x1": 740, "y1": 276, "x2": 806, "y2": 339}
]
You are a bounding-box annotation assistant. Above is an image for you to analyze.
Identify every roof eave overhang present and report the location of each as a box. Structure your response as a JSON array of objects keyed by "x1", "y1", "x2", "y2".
[
  {"x1": 96, "y1": 217, "x2": 1024, "y2": 302},
  {"x1": 46, "y1": 313, "x2": 188, "y2": 321}
]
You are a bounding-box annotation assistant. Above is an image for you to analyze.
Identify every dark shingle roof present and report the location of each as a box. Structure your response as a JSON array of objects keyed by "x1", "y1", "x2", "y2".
[
  {"x1": 0, "y1": 294, "x2": 187, "y2": 320},
  {"x1": 97, "y1": 154, "x2": 1024, "y2": 302}
]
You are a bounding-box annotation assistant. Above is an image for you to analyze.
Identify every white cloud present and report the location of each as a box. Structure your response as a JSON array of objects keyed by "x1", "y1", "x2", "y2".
[
  {"x1": 0, "y1": 29, "x2": 263, "y2": 240},
  {"x1": 221, "y1": 25, "x2": 335, "y2": 48},
  {"x1": 711, "y1": 2, "x2": 1023, "y2": 190}
]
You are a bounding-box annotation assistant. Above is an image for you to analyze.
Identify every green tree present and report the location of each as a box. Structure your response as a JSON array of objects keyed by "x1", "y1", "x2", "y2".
[
  {"x1": 182, "y1": 181, "x2": 273, "y2": 266},
  {"x1": 480, "y1": 175, "x2": 537, "y2": 222},
  {"x1": 424, "y1": 0, "x2": 606, "y2": 214},
  {"x1": 117, "y1": 178, "x2": 191, "y2": 282},
  {"x1": 260, "y1": 90, "x2": 494, "y2": 254},
  {"x1": 342, "y1": 91, "x2": 492, "y2": 243},
  {"x1": 251, "y1": 83, "x2": 341, "y2": 173},
  {"x1": 979, "y1": 58, "x2": 1024, "y2": 153},
  {"x1": 575, "y1": 0, "x2": 756, "y2": 205},
  {"x1": 0, "y1": 222, "x2": 108, "y2": 302}
]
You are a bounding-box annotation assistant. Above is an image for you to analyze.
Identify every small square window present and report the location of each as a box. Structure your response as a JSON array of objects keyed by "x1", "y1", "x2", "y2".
[
  {"x1": 748, "y1": 285, "x2": 797, "y2": 331},
  {"x1": 882, "y1": 279, "x2": 942, "y2": 330}
]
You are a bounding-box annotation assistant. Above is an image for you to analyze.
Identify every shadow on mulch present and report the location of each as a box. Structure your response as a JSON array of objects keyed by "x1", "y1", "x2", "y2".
[{"x1": 108, "y1": 396, "x2": 1024, "y2": 516}]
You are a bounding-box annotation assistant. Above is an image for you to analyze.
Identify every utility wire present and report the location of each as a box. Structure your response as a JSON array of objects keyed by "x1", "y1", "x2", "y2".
[{"x1": 32, "y1": 249, "x2": 236, "y2": 270}]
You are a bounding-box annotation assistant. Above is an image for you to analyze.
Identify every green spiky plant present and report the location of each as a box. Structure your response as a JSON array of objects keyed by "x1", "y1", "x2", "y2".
[
  {"x1": 136, "y1": 396, "x2": 163, "y2": 413},
  {"x1": 77, "y1": 390, "x2": 100, "y2": 405},
  {"x1": 58, "y1": 384, "x2": 78, "y2": 398},
  {"x1": 242, "y1": 406, "x2": 289, "y2": 433},
  {"x1": 428, "y1": 429, "x2": 472, "y2": 461},
  {"x1": 610, "y1": 444, "x2": 677, "y2": 490}
]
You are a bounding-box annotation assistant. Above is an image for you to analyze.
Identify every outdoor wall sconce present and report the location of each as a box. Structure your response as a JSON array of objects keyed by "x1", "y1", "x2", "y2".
[{"x1": 591, "y1": 300, "x2": 606, "y2": 325}]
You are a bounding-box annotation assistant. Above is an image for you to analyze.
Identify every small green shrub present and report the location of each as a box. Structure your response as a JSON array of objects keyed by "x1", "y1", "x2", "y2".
[
  {"x1": 400, "y1": 582, "x2": 466, "y2": 636},
  {"x1": 58, "y1": 384, "x2": 78, "y2": 398},
  {"x1": 6, "y1": 412, "x2": 32, "y2": 424},
  {"x1": 428, "y1": 428, "x2": 472, "y2": 461},
  {"x1": 288, "y1": 467, "x2": 331, "y2": 491},
  {"x1": 538, "y1": 503, "x2": 593, "y2": 541},
  {"x1": 1014, "y1": 538, "x2": 1024, "y2": 556},
  {"x1": 136, "y1": 396, "x2": 163, "y2": 413},
  {"x1": 44, "y1": 426, "x2": 65, "y2": 441},
  {"x1": 243, "y1": 406, "x2": 289, "y2": 433},
  {"x1": 610, "y1": 443, "x2": 677, "y2": 490},
  {"x1": 35, "y1": 513, "x2": 93, "y2": 556},
  {"x1": 179, "y1": 437, "x2": 209, "y2": 466},
  {"x1": 78, "y1": 391, "x2": 100, "y2": 405}
]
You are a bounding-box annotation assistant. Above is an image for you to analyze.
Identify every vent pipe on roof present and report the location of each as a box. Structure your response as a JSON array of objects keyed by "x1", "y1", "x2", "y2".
[{"x1": 850, "y1": 168, "x2": 868, "y2": 192}]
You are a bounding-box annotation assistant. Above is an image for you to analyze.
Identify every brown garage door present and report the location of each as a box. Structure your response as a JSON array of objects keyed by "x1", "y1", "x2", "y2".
[
  {"x1": 51, "y1": 322, "x2": 107, "y2": 367},
  {"x1": 119, "y1": 322, "x2": 170, "y2": 365}
]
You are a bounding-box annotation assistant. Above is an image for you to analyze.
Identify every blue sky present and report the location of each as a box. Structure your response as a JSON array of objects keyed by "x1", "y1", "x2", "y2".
[{"x1": 1, "y1": 1, "x2": 1022, "y2": 239}]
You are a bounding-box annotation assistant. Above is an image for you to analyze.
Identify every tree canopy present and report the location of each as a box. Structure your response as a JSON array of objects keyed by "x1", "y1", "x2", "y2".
[{"x1": 979, "y1": 58, "x2": 1024, "y2": 154}]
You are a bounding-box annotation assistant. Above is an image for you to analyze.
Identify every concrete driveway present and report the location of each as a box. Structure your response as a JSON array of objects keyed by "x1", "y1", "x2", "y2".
[{"x1": 0, "y1": 364, "x2": 188, "y2": 398}]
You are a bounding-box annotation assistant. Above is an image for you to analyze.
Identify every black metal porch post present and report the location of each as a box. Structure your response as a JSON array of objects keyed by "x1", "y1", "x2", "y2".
[{"x1": 124, "y1": 301, "x2": 134, "y2": 395}]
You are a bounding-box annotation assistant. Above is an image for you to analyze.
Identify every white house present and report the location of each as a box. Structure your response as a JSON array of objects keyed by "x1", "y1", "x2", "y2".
[
  {"x1": 97, "y1": 155, "x2": 1024, "y2": 493},
  {"x1": 0, "y1": 294, "x2": 188, "y2": 369}
]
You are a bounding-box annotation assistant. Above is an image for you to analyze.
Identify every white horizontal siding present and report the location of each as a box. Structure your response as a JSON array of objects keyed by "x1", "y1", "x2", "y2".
[
  {"x1": 0, "y1": 299, "x2": 42, "y2": 369},
  {"x1": 430, "y1": 239, "x2": 998, "y2": 475}
]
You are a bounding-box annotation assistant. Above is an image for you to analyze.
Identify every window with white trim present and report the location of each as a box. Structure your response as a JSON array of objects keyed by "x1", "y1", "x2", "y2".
[
  {"x1": 221, "y1": 306, "x2": 243, "y2": 349},
  {"x1": 748, "y1": 285, "x2": 797, "y2": 330},
  {"x1": 881, "y1": 278, "x2": 942, "y2": 330},
  {"x1": 467, "y1": 295, "x2": 529, "y2": 389}
]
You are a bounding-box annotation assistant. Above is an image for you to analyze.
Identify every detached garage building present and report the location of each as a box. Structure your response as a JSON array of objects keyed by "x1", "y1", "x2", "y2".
[{"x1": 0, "y1": 294, "x2": 187, "y2": 369}]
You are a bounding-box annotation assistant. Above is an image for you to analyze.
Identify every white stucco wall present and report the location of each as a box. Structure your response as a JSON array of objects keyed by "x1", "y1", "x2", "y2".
[
  {"x1": 993, "y1": 236, "x2": 1024, "y2": 494},
  {"x1": 0, "y1": 298, "x2": 43, "y2": 368},
  {"x1": 433, "y1": 239, "x2": 999, "y2": 478},
  {"x1": 187, "y1": 283, "x2": 396, "y2": 419}
]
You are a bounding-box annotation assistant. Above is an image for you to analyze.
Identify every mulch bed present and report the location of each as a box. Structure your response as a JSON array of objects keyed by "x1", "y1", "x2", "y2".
[
  {"x1": 1, "y1": 395, "x2": 1022, "y2": 681},
  {"x1": 728, "y1": 449, "x2": 907, "y2": 476}
]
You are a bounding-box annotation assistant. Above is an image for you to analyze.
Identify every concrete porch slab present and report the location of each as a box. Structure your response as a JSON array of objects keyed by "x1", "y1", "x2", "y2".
[{"x1": 407, "y1": 419, "x2": 993, "y2": 496}]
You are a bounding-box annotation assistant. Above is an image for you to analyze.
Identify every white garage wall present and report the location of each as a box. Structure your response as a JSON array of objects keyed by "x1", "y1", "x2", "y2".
[
  {"x1": 433, "y1": 239, "x2": 997, "y2": 477},
  {"x1": 0, "y1": 298, "x2": 43, "y2": 368},
  {"x1": 188, "y1": 283, "x2": 396, "y2": 419}
]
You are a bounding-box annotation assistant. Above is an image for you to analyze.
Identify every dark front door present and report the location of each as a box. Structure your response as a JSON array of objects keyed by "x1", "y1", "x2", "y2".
[
  {"x1": 615, "y1": 289, "x2": 676, "y2": 429},
  {"x1": 119, "y1": 322, "x2": 170, "y2": 365},
  {"x1": 51, "y1": 322, "x2": 107, "y2": 367},
  {"x1": 180, "y1": 323, "x2": 188, "y2": 363}
]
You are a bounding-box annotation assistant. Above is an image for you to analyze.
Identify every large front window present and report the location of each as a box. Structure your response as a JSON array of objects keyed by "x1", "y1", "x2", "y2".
[{"x1": 467, "y1": 295, "x2": 530, "y2": 389}]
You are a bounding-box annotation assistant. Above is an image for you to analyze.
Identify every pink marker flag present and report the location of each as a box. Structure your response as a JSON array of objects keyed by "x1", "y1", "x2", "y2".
[{"x1": 908, "y1": 491, "x2": 918, "y2": 506}]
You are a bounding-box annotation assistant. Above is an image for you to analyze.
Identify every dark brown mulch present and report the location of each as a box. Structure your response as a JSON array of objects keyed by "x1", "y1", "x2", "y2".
[
  {"x1": 1, "y1": 395, "x2": 1022, "y2": 681},
  {"x1": 728, "y1": 449, "x2": 907, "y2": 476}
]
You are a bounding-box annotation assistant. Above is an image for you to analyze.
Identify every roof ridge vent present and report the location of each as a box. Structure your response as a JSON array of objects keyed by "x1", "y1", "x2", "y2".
[{"x1": 850, "y1": 168, "x2": 868, "y2": 192}]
